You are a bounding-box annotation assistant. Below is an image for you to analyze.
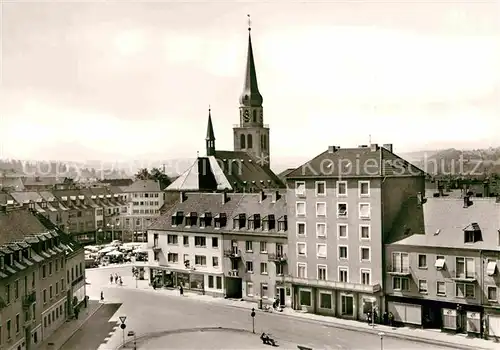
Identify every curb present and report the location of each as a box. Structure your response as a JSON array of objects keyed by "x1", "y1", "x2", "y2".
[{"x1": 57, "y1": 302, "x2": 105, "y2": 350}]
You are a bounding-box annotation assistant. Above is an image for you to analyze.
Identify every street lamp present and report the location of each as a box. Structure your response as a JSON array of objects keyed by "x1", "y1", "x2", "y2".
[
  {"x1": 378, "y1": 332, "x2": 385, "y2": 350},
  {"x1": 250, "y1": 308, "x2": 256, "y2": 334}
]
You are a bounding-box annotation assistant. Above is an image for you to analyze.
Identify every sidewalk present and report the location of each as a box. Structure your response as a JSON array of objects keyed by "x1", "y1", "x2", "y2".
[
  {"x1": 38, "y1": 300, "x2": 103, "y2": 350},
  {"x1": 111, "y1": 275, "x2": 497, "y2": 350}
]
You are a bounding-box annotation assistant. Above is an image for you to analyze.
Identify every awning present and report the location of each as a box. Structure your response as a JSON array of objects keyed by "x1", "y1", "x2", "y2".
[
  {"x1": 435, "y1": 258, "x2": 446, "y2": 269},
  {"x1": 487, "y1": 261, "x2": 497, "y2": 276}
]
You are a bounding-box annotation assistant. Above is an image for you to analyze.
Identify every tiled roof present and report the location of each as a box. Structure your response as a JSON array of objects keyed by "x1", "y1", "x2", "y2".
[
  {"x1": 38, "y1": 191, "x2": 57, "y2": 202},
  {"x1": 167, "y1": 157, "x2": 232, "y2": 192},
  {"x1": 10, "y1": 191, "x2": 44, "y2": 204},
  {"x1": 0, "y1": 208, "x2": 50, "y2": 245},
  {"x1": 286, "y1": 144, "x2": 425, "y2": 179},
  {"x1": 124, "y1": 180, "x2": 162, "y2": 193},
  {"x1": 0, "y1": 177, "x2": 25, "y2": 190},
  {"x1": 22, "y1": 176, "x2": 65, "y2": 186},
  {"x1": 100, "y1": 178, "x2": 134, "y2": 187},
  {"x1": 277, "y1": 168, "x2": 295, "y2": 180},
  {"x1": 149, "y1": 191, "x2": 287, "y2": 233},
  {"x1": 389, "y1": 197, "x2": 500, "y2": 250}
]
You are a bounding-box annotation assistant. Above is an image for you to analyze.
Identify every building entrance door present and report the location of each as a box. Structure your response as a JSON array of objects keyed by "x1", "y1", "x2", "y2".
[{"x1": 277, "y1": 287, "x2": 285, "y2": 306}]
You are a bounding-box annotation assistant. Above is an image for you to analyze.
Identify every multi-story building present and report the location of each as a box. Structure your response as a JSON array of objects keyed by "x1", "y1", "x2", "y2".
[
  {"x1": 385, "y1": 194, "x2": 500, "y2": 338},
  {"x1": 0, "y1": 204, "x2": 82, "y2": 350},
  {"x1": 89, "y1": 187, "x2": 122, "y2": 242},
  {"x1": 147, "y1": 191, "x2": 288, "y2": 300},
  {"x1": 124, "y1": 180, "x2": 164, "y2": 241},
  {"x1": 222, "y1": 191, "x2": 288, "y2": 305},
  {"x1": 283, "y1": 143, "x2": 425, "y2": 320}
]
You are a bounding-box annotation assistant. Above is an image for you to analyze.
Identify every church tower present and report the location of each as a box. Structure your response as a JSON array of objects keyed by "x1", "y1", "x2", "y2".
[{"x1": 233, "y1": 18, "x2": 270, "y2": 168}]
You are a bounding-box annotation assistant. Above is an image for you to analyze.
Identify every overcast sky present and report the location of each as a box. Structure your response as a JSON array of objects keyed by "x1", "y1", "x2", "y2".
[{"x1": 0, "y1": 1, "x2": 499, "y2": 162}]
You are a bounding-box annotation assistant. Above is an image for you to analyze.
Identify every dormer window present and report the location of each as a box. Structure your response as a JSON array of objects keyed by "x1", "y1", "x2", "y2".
[
  {"x1": 248, "y1": 214, "x2": 260, "y2": 230},
  {"x1": 185, "y1": 212, "x2": 198, "y2": 226},
  {"x1": 41, "y1": 201, "x2": 47, "y2": 208},
  {"x1": 262, "y1": 214, "x2": 275, "y2": 231},
  {"x1": 277, "y1": 215, "x2": 288, "y2": 232},
  {"x1": 5, "y1": 253, "x2": 12, "y2": 266},
  {"x1": 214, "y1": 213, "x2": 227, "y2": 228},
  {"x1": 233, "y1": 214, "x2": 246, "y2": 229},
  {"x1": 0, "y1": 256, "x2": 4, "y2": 270},
  {"x1": 200, "y1": 212, "x2": 212, "y2": 228},
  {"x1": 28, "y1": 202, "x2": 35, "y2": 210},
  {"x1": 171, "y1": 211, "x2": 184, "y2": 226},
  {"x1": 464, "y1": 223, "x2": 482, "y2": 243}
]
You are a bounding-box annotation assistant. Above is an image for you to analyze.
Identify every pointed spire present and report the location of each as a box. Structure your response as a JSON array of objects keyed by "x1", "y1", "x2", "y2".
[
  {"x1": 206, "y1": 106, "x2": 216, "y2": 156},
  {"x1": 239, "y1": 15, "x2": 263, "y2": 107}
]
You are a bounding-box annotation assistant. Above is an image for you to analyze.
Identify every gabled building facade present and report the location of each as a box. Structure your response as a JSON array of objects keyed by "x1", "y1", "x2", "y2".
[{"x1": 283, "y1": 143, "x2": 426, "y2": 320}]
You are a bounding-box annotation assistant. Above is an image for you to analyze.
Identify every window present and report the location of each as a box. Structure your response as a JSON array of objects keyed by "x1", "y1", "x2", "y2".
[
  {"x1": 6, "y1": 320, "x2": 11, "y2": 339},
  {"x1": 208, "y1": 276, "x2": 214, "y2": 288},
  {"x1": 245, "y1": 241, "x2": 253, "y2": 252},
  {"x1": 296, "y1": 222, "x2": 306, "y2": 236},
  {"x1": 435, "y1": 255, "x2": 445, "y2": 269},
  {"x1": 361, "y1": 269, "x2": 371, "y2": 285},
  {"x1": 319, "y1": 292, "x2": 332, "y2": 309},
  {"x1": 455, "y1": 283, "x2": 475, "y2": 298},
  {"x1": 295, "y1": 181, "x2": 306, "y2": 196},
  {"x1": 341, "y1": 294, "x2": 354, "y2": 315},
  {"x1": 14, "y1": 281, "x2": 18, "y2": 300},
  {"x1": 336, "y1": 224, "x2": 347, "y2": 239},
  {"x1": 360, "y1": 247, "x2": 370, "y2": 261},
  {"x1": 437, "y1": 281, "x2": 446, "y2": 296},
  {"x1": 246, "y1": 282, "x2": 254, "y2": 296},
  {"x1": 212, "y1": 237, "x2": 218, "y2": 248},
  {"x1": 359, "y1": 181, "x2": 370, "y2": 197},
  {"x1": 297, "y1": 290, "x2": 312, "y2": 307},
  {"x1": 194, "y1": 236, "x2": 206, "y2": 247},
  {"x1": 455, "y1": 257, "x2": 475, "y2": 279},
  {"x1": 212, "y1": 257, "x2": 219, "y2": 267},
  {"x1": 392, "y1": 277, "x2": 410, "y2": 291},
  {"x1": 49, "y1": 262, "x2": 52, "y2": 275},
  {"x1": 49, "y1": 286, "x2": 53, "y2": 299},
  {"x1": 43, "y1": 289, "x2": 47, "y2": 303},
  {"x1": 42, "y1": 265, "x2": 46, "y2": 278},
  {"x1": 418, "y1": 280, "x2": 428, "y2": 293},
  {"x1": 167, "y1": 234, "x2": 178, "y2": 245},
  {"x1": 337, "y1": 203, "x2": 347, "y2": 217},
  {"x1": 315, "y1": 181, "x2": 326, "y2": 196},
  {"x1": 338, "y1": 267, "x2": 348, "y2": 282},
  {"x1": 167, "y1": 253, "x2": 178, "y2": 263},
  {"x1": 15, "y1": 314, "x2": 19, "y2": 334},
  {"x1": 194, "y1": 255, "x2": 206, "y2": 266},
  {"x1": 260, "y1": 262, "x2": 268, "y2": 275},
  {"x1": 246, "y1": 261, "x2": 253, "y2": 273},
  {"x1": 338, "y1": 245, "x2": 348, "y2": 260},
  {"x1": 297, "y1": 263, "x2": 307, "y2": 278},
  {"x1": 359, "y1": 203, "x2": 370, "y2": 219},
  {"x1": 336, "y1": 181, "x2": 347, "y2": 196},
  {"x1": 297, "y1": 243, "x2": 307, "y2": 256},
  {"x1": 418, "y1": 254, "x2": 427, "y2": 268},
  {"x1": 316, "y1": 223, "x2": 326, "y2": 237},
  {"x1": 296, "y1": 202, "x2": 306, "y2": 216},
  {"x1": 360, "y1": 225, "x2": 370, "y2": 240},
  {"x1": 316, "y1": 244, "x2": 327, "y2": 258},
  {"x1": 260, "y1": 242, "x2": 267, "y2": 253},
  {"x1": 392, "y1": 252, "x2": 409, "y2": 273},
  {"x1": 316, "y1": 202, "x2": 326, "y2": 217},
  {"x1": 276, "y1": 263, "x2": 283, "y2": 275},
  {"x1": 317, "y1": 265, "x2": 327, "y2": 280},
  {"x1": 487, "y1": 286, "x2": 497, "y2": 301}
]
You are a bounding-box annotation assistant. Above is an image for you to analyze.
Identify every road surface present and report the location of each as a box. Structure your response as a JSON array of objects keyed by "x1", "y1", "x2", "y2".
[{"x1": 86, "y1": 266, "x2": 451, "y2": 350}]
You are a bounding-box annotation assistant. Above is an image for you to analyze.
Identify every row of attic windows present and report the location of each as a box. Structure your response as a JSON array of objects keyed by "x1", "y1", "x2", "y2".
[
  {"x1": 0, "y1": 235, "x2": 60, "y2": 272},
  {"x1": 171, "y1": 212, "x2": 287, "y2": 231}
]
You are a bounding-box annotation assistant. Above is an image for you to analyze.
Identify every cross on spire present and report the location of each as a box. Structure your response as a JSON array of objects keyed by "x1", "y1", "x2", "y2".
[{"x1": 247, "y1": 14, "x2": 251, "y2": 31}]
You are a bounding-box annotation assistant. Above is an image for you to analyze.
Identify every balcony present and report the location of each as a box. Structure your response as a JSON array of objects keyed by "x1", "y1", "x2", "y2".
[
  {"x1": 285, "y1": 275, "x2": 381, "y2": 294},
  {"x1": 268, "y1": 253, "x2": 287, "y2": 263},
  {"x1": 24, "y1": 318, "x2": 33, "y2": 327},
  {"x1": 450, "y1": 270, "x2": 477, "y2": 282},
  {"x1": 224, "y1": 249, "x2": 241, "y2": 259},
  {"x1": 72, "y1": 275, "x2": 85, "y2": 287},
  {"x1": 22, "y1": 291, "x2": 36, "y2": 308},
  {"x1": 152, "y1": 243, "x2": 161, "y2": 252},
  {"x1": 227, "y1": 269, "x2": 239, "y2": 277},
  {"x1": 387, "y1": 265, "x2": 412, "y2": 276}
]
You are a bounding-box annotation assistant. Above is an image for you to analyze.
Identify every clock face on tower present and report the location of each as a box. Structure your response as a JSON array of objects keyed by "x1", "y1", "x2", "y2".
[
  {"x1": 259, "y1": 111, "x2": 263, "y2": 123},
  {"x1": 243, "y1": 109, "x2": 250, "y2": 123}
]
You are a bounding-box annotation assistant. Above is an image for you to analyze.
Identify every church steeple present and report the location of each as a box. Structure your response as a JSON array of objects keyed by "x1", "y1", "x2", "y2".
[
  {"x1": 205, "y1": 106, "x2": 216, "y2": 156},
  {"x1": 239, "y1": 15, "x2": 263, "y2": 108}
]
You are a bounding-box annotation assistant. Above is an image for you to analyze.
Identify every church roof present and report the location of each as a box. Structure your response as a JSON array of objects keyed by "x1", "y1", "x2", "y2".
[{"x1": 166, "y1": 151, "x2": 285, "y2": 192}]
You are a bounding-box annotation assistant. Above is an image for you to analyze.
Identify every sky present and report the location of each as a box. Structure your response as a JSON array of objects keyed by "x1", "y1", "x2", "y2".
[{"x1": 0, "y1": 1, "x2": 499, "y2": 164}]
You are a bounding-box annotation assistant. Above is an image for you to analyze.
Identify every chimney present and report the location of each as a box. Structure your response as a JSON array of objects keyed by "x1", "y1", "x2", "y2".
[
  {"x1": 370, "y1": 143, "x2": 378, "y2": 152},
  {"x1": 222, "y1": 191, "x2": 228, "y2": 204},
  {"x1": 259, "y1": 191, "x2": 266, "y2": 203},
  {"x1": 328, "y1": 146, "x2": 337, "y2": 153},
  {"x1": 382, "y1": 144, "x2": 393, "y2": 153},
  {"x1": 179, "y1": 192, "x2": 186, "y2": 203}
]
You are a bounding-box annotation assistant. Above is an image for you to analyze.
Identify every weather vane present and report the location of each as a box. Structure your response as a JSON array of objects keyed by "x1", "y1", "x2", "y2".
[
  {"x1": 209, "y1": 104, "x2": 211, "y2": 112},
  {"x1": 247, "y1": 14, "x2": 251, "y2": 31}
]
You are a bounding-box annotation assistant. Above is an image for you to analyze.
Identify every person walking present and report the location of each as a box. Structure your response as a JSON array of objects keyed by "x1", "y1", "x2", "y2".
[
  {"x1": 100, "y1": 291, "x2": 104, "y2": 302},
  {"x1": 179, "y1": 285, "x2": 184, "y2": 296},
  {"x1": 109, "y1": 274, "x2": 113, "y2": 284},
  {"x1": 114, "y1": 273, "x2": 118, "y2": 284}
]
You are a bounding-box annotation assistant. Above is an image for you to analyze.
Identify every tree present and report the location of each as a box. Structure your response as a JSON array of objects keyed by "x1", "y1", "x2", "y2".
[{"x1": 134, "y1": 168, "x2": 171, "y2": 190}]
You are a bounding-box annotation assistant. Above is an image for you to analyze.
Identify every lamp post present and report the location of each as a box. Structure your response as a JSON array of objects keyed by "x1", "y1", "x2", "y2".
[
  {"x1": 250, "y1": 308, "x2": 256, "y2": 334},
  {"x1": 378, "y1": 332, "x2": 385, "y2": 350}
]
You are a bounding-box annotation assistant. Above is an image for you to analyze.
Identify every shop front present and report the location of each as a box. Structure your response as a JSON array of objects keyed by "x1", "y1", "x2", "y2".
[{"x1": 148, "y1": 266, "x2": 206, "y2": 292}]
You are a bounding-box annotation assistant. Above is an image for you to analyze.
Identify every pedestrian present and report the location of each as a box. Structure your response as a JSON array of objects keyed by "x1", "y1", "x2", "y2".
[
  {"x1": 100, "y1": 291, "x2": 104, "y2": 302},
  {"x1": 119, "y1": 277, "x2": 123, "y2": 286},
  {"x1": 388, "y1": 312, "x2": 394, "y2": 327},
  {"x1": 74, "y1": 307, "x2": 79, "y2": 319},
  {"x1": 114, "y1": 273, "x2": 118, "y2": 284},
  {"x1": 383, "y1": 311, "x2": 388, "y2": 325},
  {"x1": 179, "y1": 285, "x2": 184, "y2": 296},
  {"x1": 109, "y1": 274, "x2": 113, "y2": 284}
]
